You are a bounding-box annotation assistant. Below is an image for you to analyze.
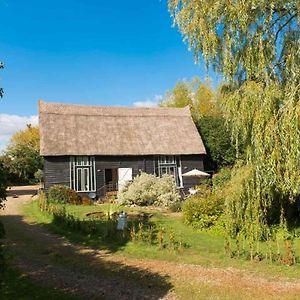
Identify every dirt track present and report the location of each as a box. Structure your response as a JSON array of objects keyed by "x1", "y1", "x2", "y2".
[{"x1": 1, "y1": 186, "x2": 300, "y2": 300}]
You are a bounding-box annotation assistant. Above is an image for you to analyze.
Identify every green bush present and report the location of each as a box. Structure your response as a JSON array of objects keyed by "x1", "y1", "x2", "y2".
[
  {"x1": 37, "y1": 191, "x2": 48, "y2": 211},
  {"x1": 118, "y1": 173, "x2": 180, "y2": 207},
  {"x1": 212, "y1": 167, "x2": 232, "y2": 189},
  {"x1": 196, "y1": 116, "x2": 238, "y2": 170},
  {"x1": 182, "y1": 190, "x2": 224, "y2": 229},
  {"x1": 169, "y1": 201, "x2": 182, "y2": 212},
  {"x1": 34, "y1": 169, "x2": 43, "y2": 186},
  {"x1": 48, "y1": 185, "x2": 80, "y2": 204}
]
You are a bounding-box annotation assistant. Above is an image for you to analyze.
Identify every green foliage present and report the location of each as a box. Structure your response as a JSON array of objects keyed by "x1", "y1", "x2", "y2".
[
  {"x1": 160, "y1": 77, "x2": 220, "y2": 119},
  {"x1": 37, "y1": 191, "x2": 49, "y2": 212},
  {"x1": 0, "y1": 162, "x2": 7, "y2": 271},
  {"x1": 197, "y1": 116, "x2": 237, "y2": 169},
  {"x1": 160, "y1": 77, "x2": 236, "y2": 169},
  {"x1": 27, "y1": 199, "x2": 300, "y2": 271},
  {"x1": 34, "y1": 169, "x2": 43, "y2": 184},
  {"x1": 182, "y1": 187, "x2": 224, "y2": 229},
  {"x1": 0, "y1": 161, "x2": 7, "y2": 208},
  {"x1": 38, "y1": 193, "x2": 188, "y2": 253},
  {"x1": 168, "y1": 0, "x2": 300, "y2": 263},
  {"x1": 212, "y1": 167, "x2": 232, "y2": 189},
  {"x1": 48, "y1": 185, "x2": 80, "y2": 205},
  {"x1": 161, "y1": 81, "x2": 193, "y2": 108},
  {"x1": 118, "y1": 173, "x2": 180, "y2": 207},
  {"x1": 3, "y1": 125, "x2": 43, "y2": 182},
  {"x1": 168, "y1": 1, "x2": 300, "y2": 84},
  {"x1": 169, "y1": 201, "x2": 182, "y2": 212}
]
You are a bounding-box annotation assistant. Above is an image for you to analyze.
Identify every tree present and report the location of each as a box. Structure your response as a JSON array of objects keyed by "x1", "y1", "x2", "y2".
[
  {"x1": 160, "y1": 77, "x2": 219, "y2": 118},
  {"x1": 34, "y1": 169, "x2": 43, "y2": 188},
  {"x1": 160, "y1": 78, "x2": 236, "y2": 169},
  {"x1": 160, "y1": 81, "x2": 193, "y2": 108},
  {"x1": 197, "y1": 116, "x2": 236, "y2": 170},
  {"x1": 3, "y1": 125, "x2": 43, "y2": 182},
  {"x1": 0, "y1": 161, "x2": 7, "y2": 209},
  {"x1": 168, "y1": 1, "x2": 300, "y2": 84},
  {"x1": 168, "y1": 1, "x2": 300, "y2": 253},
  {"x1": 0, "y1": 61, "x2": 6, "y2": 207},
  {"x1": 0, "y1": 61, "x2": 6, "y2": 268},
  {"x1": 0, "y1": 162, "x2": 5, "y2": 267}
]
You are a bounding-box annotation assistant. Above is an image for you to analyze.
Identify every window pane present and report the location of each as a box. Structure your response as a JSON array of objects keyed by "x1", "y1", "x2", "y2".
[
  {"x1": 83, "y1": 168, "x2": 89, "y2": 191},
  {"x1": 169, "y1": 166, "x2": 175, "y2": 176},
  {"x1": 77, "y1": 169, "x2": 82, "y2": 191},
  {"x1": 72, "y1": 157, "x2": 96, "y2": 192}
]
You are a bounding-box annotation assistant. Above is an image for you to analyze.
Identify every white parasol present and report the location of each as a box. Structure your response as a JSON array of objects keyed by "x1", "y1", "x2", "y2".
[{"x1": 182, "y1": 168, "x2": 210, "y2": 177}]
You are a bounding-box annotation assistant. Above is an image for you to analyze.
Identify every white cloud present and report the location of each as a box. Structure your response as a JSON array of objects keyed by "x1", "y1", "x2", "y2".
[
  {"x1": 133, "y1": 95, "x2": 163, "y2": 108},
  {"x1": 0, "y1": 114, "x2": 38, "y2": 153}
]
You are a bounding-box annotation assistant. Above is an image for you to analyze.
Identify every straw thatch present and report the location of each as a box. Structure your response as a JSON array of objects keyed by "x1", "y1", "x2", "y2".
[{"x1": 39, "y1": 100, "x2": 206, "y2": 156}]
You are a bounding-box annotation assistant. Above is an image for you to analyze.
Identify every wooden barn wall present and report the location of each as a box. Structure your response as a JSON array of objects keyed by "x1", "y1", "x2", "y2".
[
  {"x1": 43, "y1": 154, "x2": 205, "y2": 196},
  {"x1": 95, "y1": 155, "x2": 155, "y2": 196},
  {"x1": 43, "y1": 156, "x2": 70, "y2": 193},
  {"x1": 180, "y1": 155, "x2": 206, "y2": 191}
]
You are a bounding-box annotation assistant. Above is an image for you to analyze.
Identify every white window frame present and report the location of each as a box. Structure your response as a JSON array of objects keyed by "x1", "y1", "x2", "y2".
[
  {"x1": 157, "y1": 155, "x2": 183, "y2": 188},
  {"x1": 70, "y1": 156, "x2": 96, "y2": 192}
]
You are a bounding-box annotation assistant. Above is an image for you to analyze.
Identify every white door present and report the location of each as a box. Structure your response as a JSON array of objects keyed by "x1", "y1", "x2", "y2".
[{"x1": 118, "y1": 168, "x2": 133, "y2": 191}]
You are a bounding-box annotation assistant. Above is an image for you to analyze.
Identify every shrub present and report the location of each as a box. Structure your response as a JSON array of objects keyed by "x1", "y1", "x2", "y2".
[
  {"x1": 118, "y1": 173, "x2": 180, "y2": 207},
  {"x1": 48, "y1": 185, "x2": 80, "y2": 204},
  {"x1": 169, "y1": 201, "x2": 182, "y2": 212},
  {"x1": 182, "y1": 190, "x2": 224, "y2": 229},
  {"x1": 81, "y1": 196, "x2": 93, "y2": 205},
  {"x1": 34, "y1": 169, "x2": 43, "y2": 185},
  {"x1": 212, "y1": 167, "x2": 232, "y2": 189},
  {"x1": 38, "y1": 191, "x2": 48, "y2": 211},
  {"x1": 155, "y1": 175, "x2": 181, "y2": 207}
]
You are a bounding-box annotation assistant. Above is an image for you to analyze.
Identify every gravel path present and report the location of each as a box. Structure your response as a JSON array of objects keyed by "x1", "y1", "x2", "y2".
[{"x1": 1, "y1": 186, "x2": 300, "y2": 300}]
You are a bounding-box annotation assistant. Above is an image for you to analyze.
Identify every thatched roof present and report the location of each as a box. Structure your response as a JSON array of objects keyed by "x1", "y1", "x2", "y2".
[{"x1": 39, "y1": 100, "x2": 206, "y2": 156}]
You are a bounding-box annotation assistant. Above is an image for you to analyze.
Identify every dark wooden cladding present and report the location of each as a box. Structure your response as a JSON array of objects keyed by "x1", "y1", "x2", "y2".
[
  {"x1": 181, "y1": 155, "x2": 205, "y2": 191},
  {"x1": 94, "y1": 155, "x2": 155, "y2": 196},
  {"x1": 44, "y1": 154, "x2": 205, "y2": 196},
  {"x1": 44, "y1": 156, "x2": 70, "y2": 192}
]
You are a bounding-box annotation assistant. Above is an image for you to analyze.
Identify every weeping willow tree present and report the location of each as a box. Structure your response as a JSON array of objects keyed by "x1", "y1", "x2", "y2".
[{"x1": 168, "y1": 0, "x2": 300, "y2": 259}]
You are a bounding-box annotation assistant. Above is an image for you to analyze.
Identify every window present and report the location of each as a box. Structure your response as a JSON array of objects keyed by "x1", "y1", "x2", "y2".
[
  {"x1": 70, "y1": 156, "x2": 96, "y2": 192},
  {"x1": 157, "y1": 155, "x2": 183, "y2": 187}
]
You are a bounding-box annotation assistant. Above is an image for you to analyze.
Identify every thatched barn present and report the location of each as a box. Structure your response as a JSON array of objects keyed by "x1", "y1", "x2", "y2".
[{"x1": 39, "y1": 100, "x2": 206, "y2": 197}]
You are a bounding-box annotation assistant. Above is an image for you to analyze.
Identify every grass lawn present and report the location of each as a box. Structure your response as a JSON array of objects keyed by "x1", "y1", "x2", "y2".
[
  {"x1": 1, "y1": 267, "x2": 79, "y2": 300},
  {"x1": 24, "y1": 200, "x2": 300, "y2": 279}
]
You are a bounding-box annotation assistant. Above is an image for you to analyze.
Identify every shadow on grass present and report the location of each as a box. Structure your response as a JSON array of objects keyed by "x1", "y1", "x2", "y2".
[
  {"x1": 1, "y1": 267, "x2": 80, "y2": 300},
  {"x1": 48, "y1": 211, "x2": 162, "y2": 253},
  {"x1": 1, "y1": 214, "x2": 173, "y2": 300}
]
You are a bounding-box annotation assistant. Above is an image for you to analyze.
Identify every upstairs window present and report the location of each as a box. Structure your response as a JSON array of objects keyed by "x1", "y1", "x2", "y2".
[
  {"x1": 70, "y1": 156, "x2": 96, "y2": 192},
  {"x1": 157, "y1": 155, "x2": 183, "y2": 187}
]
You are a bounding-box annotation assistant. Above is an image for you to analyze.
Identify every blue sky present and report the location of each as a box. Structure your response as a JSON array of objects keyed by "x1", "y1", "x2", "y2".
[{"x1": 0, "y1": 0, "x2": 219, "y2": 151}]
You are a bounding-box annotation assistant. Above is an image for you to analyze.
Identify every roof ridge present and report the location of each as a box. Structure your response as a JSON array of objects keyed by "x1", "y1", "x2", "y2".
[{"x1": 39, "y1": 100, "x2": 191, "y2": 117}]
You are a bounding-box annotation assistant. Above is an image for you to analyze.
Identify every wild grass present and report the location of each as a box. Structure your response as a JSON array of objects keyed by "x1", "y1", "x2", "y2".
[{"x1": 24, "y1": 200, "x2": 300, "y2": 279}]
